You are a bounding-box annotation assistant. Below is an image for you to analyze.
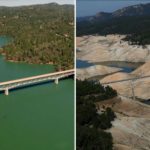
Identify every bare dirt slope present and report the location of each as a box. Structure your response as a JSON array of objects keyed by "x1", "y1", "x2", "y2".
[
  {"x1": 77, "y1": 65, "x2": 121, "y2": 80},
  {"x1": 97, "y1": 96, "x2": 150, "y2": 150},
  {"x1": 77, "y1": 35, "x2": 150, "y2": 63},
  {"x1": 77, "y1": 34, "x2": 150, "y2": 149},
  {"x1": 100, "y1": 62, "x2": 150, "y2": 100}
]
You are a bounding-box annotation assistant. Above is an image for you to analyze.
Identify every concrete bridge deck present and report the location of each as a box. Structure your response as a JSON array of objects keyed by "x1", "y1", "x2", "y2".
[
  {"x1": 101, "y1": 75, "x2": 150, "y2": 85},
  {"x1": 0, "y1": 69, "x2": 74, "y2": 95},
  {"x1": 101, "y1": 74, "x2": 150, "y2": 100}
]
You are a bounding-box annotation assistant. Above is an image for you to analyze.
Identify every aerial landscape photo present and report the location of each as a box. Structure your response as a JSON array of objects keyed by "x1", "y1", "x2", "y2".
[
  {"x1": 0, "y1": 0, "x2": 74, "y2": 150},
  {"x1": 77, "y1": 0, "x2": 150, "y2": 150}
]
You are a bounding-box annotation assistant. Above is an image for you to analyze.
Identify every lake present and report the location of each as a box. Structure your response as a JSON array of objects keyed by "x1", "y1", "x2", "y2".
[
  {"x1": 0, "y1": 37, "x2": 74, "y2": 150},
  {"x1": 77, "y1": 59, "x2": 143, "y2": 73},
  {"x1": 96, "y1": 61, "x2": 144, "y2": 73},
  {"x1": 76, "y1": 59, "x2": 93, "y2": 68}
]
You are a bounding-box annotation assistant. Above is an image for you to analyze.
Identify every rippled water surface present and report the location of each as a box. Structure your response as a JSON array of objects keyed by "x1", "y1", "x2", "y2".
[{"x1": 0, "y1": 37, "x2": 74, "y2": 150}]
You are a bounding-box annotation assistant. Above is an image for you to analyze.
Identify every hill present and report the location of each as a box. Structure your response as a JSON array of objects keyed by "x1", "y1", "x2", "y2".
[
  {"x1": 77, "y1": 3, "x2": 150, "y2": 45},
  {"x1": 0, "y1": 3, "x2": 74, "y2": 70},
  {"x1": 77, "y1": 3, "x2": 150, "y2": 22}
]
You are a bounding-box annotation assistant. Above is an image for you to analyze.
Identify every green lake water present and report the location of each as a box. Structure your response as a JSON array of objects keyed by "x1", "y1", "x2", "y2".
[{"x1": 0, "y1": 37, "x2": 74, "y2": 150}]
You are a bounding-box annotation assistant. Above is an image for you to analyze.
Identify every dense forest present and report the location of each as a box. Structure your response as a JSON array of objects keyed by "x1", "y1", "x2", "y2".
[
  {"x1": 77, "y1": 7, "x2": 150, "y2": 45},
  {"x1": 77, "y1": 80, "x2": 117, "y2": 150},
  {"x1": 0, "y1": 3, "x2": 74, "y2": 70}
]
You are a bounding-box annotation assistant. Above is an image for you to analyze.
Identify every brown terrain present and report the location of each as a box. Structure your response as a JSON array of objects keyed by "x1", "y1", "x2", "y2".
[
  {"x1": 77, "y1": 35, "x2": 150, "y2": 63},
  {"x1": 77, "y1": 34, "x2": 150, "y2": 100},
  {"x1": 101, "y1": 62, "x2": 150, "y2": 100},
  {"x1": 77, "y1": 65, "x2": 121, "y2": 80},
  {"x1": 77, "y1": 34, "x2": 150, "y2": 150},
  {"x1": 97, "y1": 96, "x2": 150, "y2": 150}
]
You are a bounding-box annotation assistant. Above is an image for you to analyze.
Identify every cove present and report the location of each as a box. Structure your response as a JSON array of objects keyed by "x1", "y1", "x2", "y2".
[
  {"x1": 76, "y1": 59, "x2": 93, "y2": 68},
  {"x1": 0, "y1": 37, "x2": 74, "y2": 150},
  {"x1": 96, "y1": 61, "x2": 144, "y2": 73},
  {"x1": 76, "y1": 59, "x2": 143, "y2": 73}
]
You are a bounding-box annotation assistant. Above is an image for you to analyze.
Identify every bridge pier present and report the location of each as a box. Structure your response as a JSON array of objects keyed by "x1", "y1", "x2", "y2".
[
  {"x1": 55, "y1": 78, "x2": 59, "y2": 84},
  {"x1": 0, "y1": 70, "x2": 74, "y2": 95},
  {"x1": 4, "y1": 88, "x2": 9, "y2": 96}
]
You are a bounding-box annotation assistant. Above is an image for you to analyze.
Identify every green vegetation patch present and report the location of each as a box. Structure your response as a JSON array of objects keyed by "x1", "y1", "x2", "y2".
[
  {"x1": 77, "y1": 80, "x2": 117, "y2": 150},
  {"x1": 77, "y1": 16, "x2": 150, "y2": 45},
  {"x1": 0, "y1": 3, "x2": 74, "y2": 70}
]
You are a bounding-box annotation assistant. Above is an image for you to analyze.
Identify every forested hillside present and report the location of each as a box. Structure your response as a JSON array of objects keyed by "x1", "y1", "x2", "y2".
[
  {"x1": 77, "y1": 80, "x2": 117, "y2": 150},
  {"x1": 77, "y1": 3, "x2": 150, "y2": 45},
  {"x1": 0, "y1": 3, "x2": 74, "y2": 70}
]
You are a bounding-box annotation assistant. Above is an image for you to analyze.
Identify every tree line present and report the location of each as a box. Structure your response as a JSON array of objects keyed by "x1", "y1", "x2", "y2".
[
  {"x1": 77, "y1": 15, "x2": 150, "y2": 45},
  {"x1": 77, "y1": 80, "x2": 117, "y2": 150},
  {"x1": 0, "y1": 3, "x2": 74, "y2": 70}
]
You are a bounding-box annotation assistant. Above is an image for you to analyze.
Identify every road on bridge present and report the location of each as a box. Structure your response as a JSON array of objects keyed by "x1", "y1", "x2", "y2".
[
  {"x1": 102, "y1": 75, "x2": 150, "y2": 85},
  {"x1": 0, "y1": 69, "x2": 74, "y2": 95}
]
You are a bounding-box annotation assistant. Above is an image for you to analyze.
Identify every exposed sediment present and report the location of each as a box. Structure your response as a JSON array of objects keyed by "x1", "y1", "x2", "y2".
[
  {"x1": 101, "y1": 62, "x2": 150, "y2": 100},
  {"x1": 77, "y1": 34, "x2": 150, "y2": 100},
  {"x1": 77, "y1": 65, "x2": 121, "y2": 80},
  {"x1": 77, "y1": 34, "x2": 150, "y2": 150},
  {"x1": 77, "y1": 35, "x2": 150, "y2": 63},
  {"x1": 97, "y1": 96, "x2": 150, "y2": 150}
]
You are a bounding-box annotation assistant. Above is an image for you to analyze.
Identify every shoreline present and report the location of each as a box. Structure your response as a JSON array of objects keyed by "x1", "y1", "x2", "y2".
[
  {"x1": 0, "y1": 53, "x2": 54, "y2": 65},
  {"x1": 77, "y1": 34, "x2": 150, "y2": 100},
  {"x1": 0, "y1": 51, "x2": 73, "y2": 71}
]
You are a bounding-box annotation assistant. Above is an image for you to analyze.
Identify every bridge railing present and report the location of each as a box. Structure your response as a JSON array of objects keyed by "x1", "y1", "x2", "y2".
[
  {"x1": 0, "y1": 69, "x2": 74, "y2": 95},
  {"x1": 0, "y1": 69, "x2": 74, "y2": 87},
  {"x1": 101, "y1": 75, "x2": 150, "y2": 85},
  {"x1": 101, "y1": 75, "x2": 150, "y2": 101}
]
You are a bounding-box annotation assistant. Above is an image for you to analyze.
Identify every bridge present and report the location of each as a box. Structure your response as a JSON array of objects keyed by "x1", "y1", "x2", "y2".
[
  {"x1": 101, "y1": 74, "x2": 150, "y2": 100},
  {"x1": 0, "y1": 69, "x2": 74, "y2": 95},
  {"x1": 101, "y1": 75, "x2": 150, "y2": 85}
]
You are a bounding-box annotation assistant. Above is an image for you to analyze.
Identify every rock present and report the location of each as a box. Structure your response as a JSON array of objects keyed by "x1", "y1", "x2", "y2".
[{"x1": 77, "y1": 35, "x2": 150, "y2": 63}]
